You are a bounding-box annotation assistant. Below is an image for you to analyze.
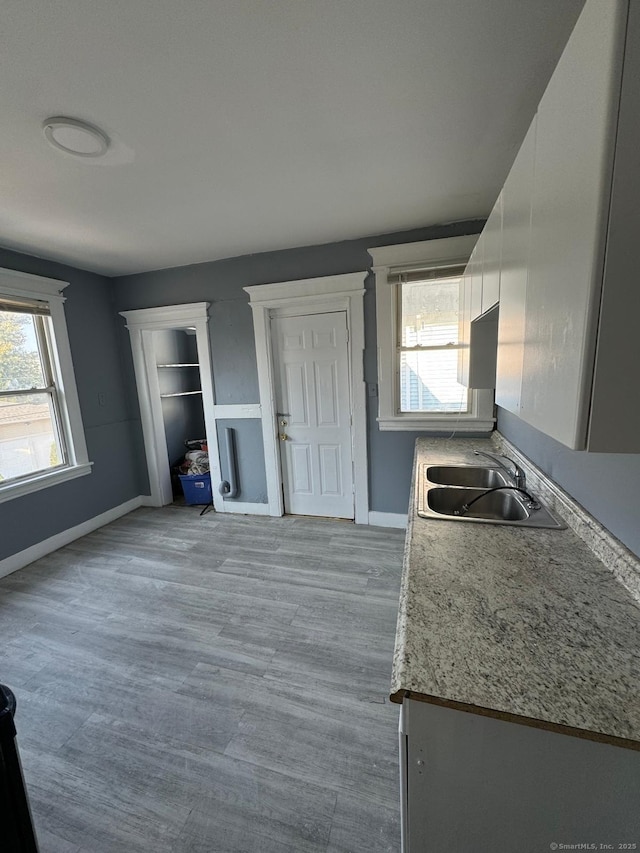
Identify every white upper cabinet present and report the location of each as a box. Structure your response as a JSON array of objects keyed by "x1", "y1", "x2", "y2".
[
  {"x1": 469, "y1": 235, "x2": 484, "y2": 321},
  {"x1": 481, "y1": 193, "x2": 502, "y2": 315},
  {"x1": 493, "y1": 0, "x2": 638, "y2": 452},
  {"x1": 519, "y1": 0, "x2": 626, "y2": 449},
  {"x1": 495, "y1": 119, "x2": 536, "y2": 416}
]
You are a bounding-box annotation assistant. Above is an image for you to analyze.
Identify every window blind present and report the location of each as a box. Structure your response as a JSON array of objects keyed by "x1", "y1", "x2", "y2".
[
  {"x1": 386, "y1": 264, "x2": 466, "y2": 285},
  {"x1": 0, "y1": 296, "x2": 51, "y2": 316}
]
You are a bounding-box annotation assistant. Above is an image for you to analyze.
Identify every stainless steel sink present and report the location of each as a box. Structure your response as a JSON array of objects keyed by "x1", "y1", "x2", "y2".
[
  {"x1": 426, "y1": 465, "x2": 511, "y2": 488},
  {"x1": 417, "y1": 463, "x2": 565, "y2": 528}
]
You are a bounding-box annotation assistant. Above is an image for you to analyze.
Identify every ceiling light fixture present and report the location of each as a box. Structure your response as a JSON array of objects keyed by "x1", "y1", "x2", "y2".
[{"x1": 43, "y1": 116, "x2": 110, "y2": 158}]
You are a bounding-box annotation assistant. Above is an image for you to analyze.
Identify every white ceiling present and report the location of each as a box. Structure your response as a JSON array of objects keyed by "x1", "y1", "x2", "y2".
[{"x1": 0, "y1": 0, "x2": 584, "y2": 277}]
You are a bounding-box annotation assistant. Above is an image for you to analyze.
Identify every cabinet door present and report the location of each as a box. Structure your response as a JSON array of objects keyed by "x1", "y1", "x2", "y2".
[
  {"x1": 469, "y1": 236, "x2": 483, "y2": 321},
  {"x1": 587, "y1": 0, "x2": 640, "y2": 452},
  {"x1": 457, "y1": 267, "x2": 471, "y2": 387},
  {"x1": 495, "y1": 118, "x2": 536, "y2": 414},
  {"x1": 481, "y1": 193, "x2": 502, "y2": 314},
  {"x1": 519, "y1": 0, "x2": 625, "y2": 448}
]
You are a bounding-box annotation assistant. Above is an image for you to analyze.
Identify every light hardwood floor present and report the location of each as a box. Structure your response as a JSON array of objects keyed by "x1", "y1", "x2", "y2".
[{"x1": 0, "y1": 506, "x2": 405, "y2": 853}]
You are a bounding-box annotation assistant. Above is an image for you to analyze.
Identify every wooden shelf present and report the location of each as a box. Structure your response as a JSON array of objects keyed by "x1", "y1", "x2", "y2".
[{"x1": 159, "y1": 390, "x2": 202, "y2": 398}]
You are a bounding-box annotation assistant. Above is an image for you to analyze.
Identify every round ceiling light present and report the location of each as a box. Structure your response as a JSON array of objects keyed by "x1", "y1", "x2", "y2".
[{"x1": 43, "y1": 116, "x2": 110, "y2": 157}]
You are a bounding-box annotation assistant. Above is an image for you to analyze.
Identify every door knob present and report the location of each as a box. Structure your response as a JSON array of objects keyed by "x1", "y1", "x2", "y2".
[{"x1": 279, "y1": 433, "x2": 288, "y2": 441}]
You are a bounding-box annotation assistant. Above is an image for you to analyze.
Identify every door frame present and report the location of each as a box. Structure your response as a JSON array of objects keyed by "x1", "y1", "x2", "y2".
[
  {"x1": 244, "y1": 273, "x2": 369, "y2": 524},
  {"x1": 120, "y1": 302, "x2": 224, "y2": 511}
]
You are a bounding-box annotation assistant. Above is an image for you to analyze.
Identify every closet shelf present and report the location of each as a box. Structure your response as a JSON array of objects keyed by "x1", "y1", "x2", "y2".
[
  {"x1": 157, "y1": 363, "x2": 199, "y2": 368},
  {"x1": 159, "y1": 390, "x2": 203, "y2": 398}
]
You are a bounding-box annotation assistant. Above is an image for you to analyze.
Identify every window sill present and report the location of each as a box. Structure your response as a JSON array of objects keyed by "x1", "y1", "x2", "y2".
[
  {"x1": 0, "y1": 462, "x2": 93, "y2": 505},
  {"x1": 377, "y1": 416, "x2": 495, "y2": 432}
]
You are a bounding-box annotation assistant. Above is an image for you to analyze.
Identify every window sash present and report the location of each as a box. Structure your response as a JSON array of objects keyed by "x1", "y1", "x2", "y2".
[
  {"x1": 0, "y1": 310, "x2": 69, "y2": 483},
  {"x1": 394, "y1": 276, "x2": 470, "y2": 415}
]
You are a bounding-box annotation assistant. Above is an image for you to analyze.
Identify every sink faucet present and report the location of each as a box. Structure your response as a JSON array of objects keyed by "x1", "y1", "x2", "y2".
[{"x1": 473, "y1": 450, "x2": 526, "y2": 490}]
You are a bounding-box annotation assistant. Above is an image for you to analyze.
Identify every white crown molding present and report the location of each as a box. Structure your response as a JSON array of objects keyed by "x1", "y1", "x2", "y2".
[
  {"x1": 244, "y1": 272, "x2": 367, "y2": 305},
  {"x1": 0, "y1": 266, "x2": 69, "y2": 302},
  {"x1": 367, "y1": 235, "x2": 479, "y2": 271},
  {"x1": 120, "y1": 302, "x2": 211, "y2": 329}
]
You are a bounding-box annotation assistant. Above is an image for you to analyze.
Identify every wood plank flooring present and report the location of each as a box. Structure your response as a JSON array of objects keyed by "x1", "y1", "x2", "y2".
[{"x1": 0, "y1": 507, "x2": 405, "y2": 853}]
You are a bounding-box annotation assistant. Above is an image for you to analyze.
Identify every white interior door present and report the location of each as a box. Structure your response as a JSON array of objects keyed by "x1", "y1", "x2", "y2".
[{"x1": 272, "y1": 311, "x2": 354, "y2": 519}]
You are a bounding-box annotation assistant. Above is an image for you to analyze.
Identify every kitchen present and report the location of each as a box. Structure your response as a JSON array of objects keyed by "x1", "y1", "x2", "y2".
[{"x1": 1, "y1": 0, "x2": 639, "y2": 850}]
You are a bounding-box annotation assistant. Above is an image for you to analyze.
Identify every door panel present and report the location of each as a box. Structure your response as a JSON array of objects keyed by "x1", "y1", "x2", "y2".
[
  {"x1": 284, "y1": 363, "x2": 309, "y2": 425},
  {"x1": 272, "y1": 312, "x2": 353, "y2": 519},
  {"x1": 290, "y1": 443, "x2": 313, "y2": 494},
  {"x1": 315, "y1": 361, "x2": 339, "y2": 425}
]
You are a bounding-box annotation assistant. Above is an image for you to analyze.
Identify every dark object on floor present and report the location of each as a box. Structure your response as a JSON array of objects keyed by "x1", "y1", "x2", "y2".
[{"x1": 0, "y1": 683, "x2": 39, "y2": 852}]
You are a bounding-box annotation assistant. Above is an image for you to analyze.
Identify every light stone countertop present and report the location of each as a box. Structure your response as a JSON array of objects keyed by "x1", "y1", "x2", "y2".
[{"x1": 390, "y1": 436, "x2": 640, "y2": 750}]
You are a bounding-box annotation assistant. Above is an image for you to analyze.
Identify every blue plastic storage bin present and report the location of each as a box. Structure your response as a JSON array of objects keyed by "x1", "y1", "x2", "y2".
[{"x1": 178, "y1": 472, "x2": 212, "y2": 505}]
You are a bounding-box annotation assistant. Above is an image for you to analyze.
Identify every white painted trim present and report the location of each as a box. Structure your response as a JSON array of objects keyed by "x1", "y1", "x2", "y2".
[
  {"x1": 0, "y1": 266, "x2": 70, "y2": 299},
  {"x1": 368, "y1": 235, "x2": 495, "y2": 433},
  {"x1": 0, "y1": 462, "x2": 92, "y2": 505},
  {"x1": 368, "y1": 511, "x2": 408, "y2": 529},
  {"x1": 0, "y1": 496, "x2": 143, "y2": 579},
  {"x1": 245, "y1": 273, "x2": 369, "y2": 523},
  {"x1": 213, "y1": 403, "x2": 261, "y2": 419},
  {"x1": 48, "y1": 297, "x2": 90, "y2": 466},
  {"x1": 120, "y1": 302, "x2": 211, "y2": 329},
  {"x1": 367, "y1": 235, "x2": 479, "y2": 269},
  {"x1": 221, "y1": 500, "x2": 270, "y2": 515},
  {"x1": 377, "y1": 415, "x2": 495, "y2": 432},
  {"x1": 139, "y1": 495, "x2": 156, "y2": 506},
  {"x1": 244, "y1": 273, "x2": 366, "y2": 304},
  {"x1": 0, "y1": 268, "x2": 91, "y2": 501},
  {"x1": 120, "y1": 303, "x2": 224, "y2": 512}
]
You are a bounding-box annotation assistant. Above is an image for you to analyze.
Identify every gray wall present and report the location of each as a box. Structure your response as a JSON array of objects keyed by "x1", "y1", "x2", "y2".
[
  {"x1": 0, "y1": 248, "x2": 141, "y2": 560},
  {"x1": 498, "y1": 407, "x2": 640, "y2": 557},
  {"x1": 113, "y1": 220, "x2": 485, "y2": 515},
  {"x1": 216, "y1": 419, "x2": 268, "y2": 504}
]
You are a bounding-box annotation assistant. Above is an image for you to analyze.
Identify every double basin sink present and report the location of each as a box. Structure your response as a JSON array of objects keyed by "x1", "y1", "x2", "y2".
[{"x1": 417, "y1": 463, "x2": 565, "y2": 529}]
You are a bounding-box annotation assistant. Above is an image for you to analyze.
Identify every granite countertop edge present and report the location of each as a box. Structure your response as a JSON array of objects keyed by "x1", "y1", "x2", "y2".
[{"x1": 391, "y1": 435, "x2": 640, "y2": 751}]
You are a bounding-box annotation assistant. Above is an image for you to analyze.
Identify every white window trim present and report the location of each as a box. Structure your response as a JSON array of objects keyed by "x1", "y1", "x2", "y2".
[
  {"x1": 368, "y1": 236, "x2": 495, "y2": 432},
  {"x1": 0, "y1": 267, "x2": 92, "y2": 504}
]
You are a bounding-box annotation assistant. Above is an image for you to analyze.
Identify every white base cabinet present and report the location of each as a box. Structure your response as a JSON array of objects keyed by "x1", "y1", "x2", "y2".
[{"x1": 400, "y1": 699, "x2": 640, "y2": 853}]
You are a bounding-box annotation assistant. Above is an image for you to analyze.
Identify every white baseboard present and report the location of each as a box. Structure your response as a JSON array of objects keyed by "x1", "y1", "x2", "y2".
[
  {"x1": 221, "y1": 500, "x2": 270, "y2": 515},
  {"x1": 139, "y1": 495, "x2": 157, "y2": 507},
  {"x1": 0, "y1": 496, "x2": 143, "y2": 579},
  {"x1": 368, "y1": 511, "x2": 407, "y2": 529}
]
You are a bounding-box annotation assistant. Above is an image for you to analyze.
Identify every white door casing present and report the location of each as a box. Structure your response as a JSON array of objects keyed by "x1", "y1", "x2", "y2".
[
  {"x1": 273, "y1": 312, "x2": 353, "y2": 519},
  {"x1": 244, "y1": 272, "x2": 368, "y2": 524},
  {"x1": 119, "y1": 303, "x2": 224, "y2": 511}
]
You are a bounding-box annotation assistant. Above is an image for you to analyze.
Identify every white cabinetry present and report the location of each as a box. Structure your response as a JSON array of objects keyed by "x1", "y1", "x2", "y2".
[
  {"x1": 495, "y1": 119, "x2": 535, "y2": 416},
  {"x1": 494, "y1": 0, "x2": 640, "y2": 452},
  {"x1": 400, "y1": 699, "x2": 640, "y2": 852},
  {"x1": 458, "y1": 230, "x2": 498, "y2": 391},
  {"x1": 518, "y1": 0, "x2": 626, "y2": 449},
  {"x1": 480, "y1": 192, "x2": 502, "y2": 314}
]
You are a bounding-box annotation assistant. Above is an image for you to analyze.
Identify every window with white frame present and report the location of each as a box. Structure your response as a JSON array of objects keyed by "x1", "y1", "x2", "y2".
[
  {"x1": 369, "y1": 236, "x2": 495, "y2": 432},
  {"x1": 0, "y1": 268, "x2": 91, "y2": 502}
]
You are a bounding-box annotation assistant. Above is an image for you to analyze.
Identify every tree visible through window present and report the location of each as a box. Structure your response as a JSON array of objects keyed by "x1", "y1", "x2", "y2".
[
  {"x1": 397, "y1": 274, "x2": 469, "y2": 414},
  {"x1": 0, "y1": 305, "x2": 67, "y2": 484}
]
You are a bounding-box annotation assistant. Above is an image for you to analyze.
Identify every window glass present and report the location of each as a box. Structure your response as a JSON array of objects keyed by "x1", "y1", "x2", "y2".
[
  {"x1": 0, "y1": 309, "x2": 66, "y2": 484},
  {"x1": 398, "y1": 276, "x2": 469, "y2": 414}
]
